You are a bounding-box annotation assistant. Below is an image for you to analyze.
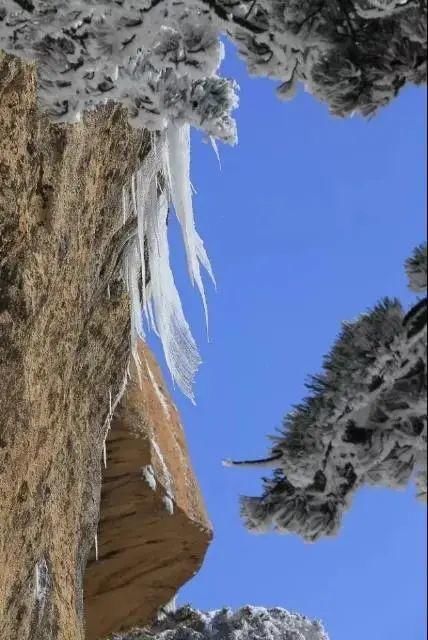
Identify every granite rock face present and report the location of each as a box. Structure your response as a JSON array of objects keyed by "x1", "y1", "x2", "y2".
[
  {"x1": 0, "y1": 52, "x2": 210, "y2": 640},
  {"x1": 84, "y1": 343, "x2": 212, "y2": 640}
]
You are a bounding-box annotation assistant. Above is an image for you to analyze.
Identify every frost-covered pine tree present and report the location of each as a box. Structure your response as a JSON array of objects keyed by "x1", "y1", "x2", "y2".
[
  {"x1": 1, "y1": 0, "x2": 426, "y2": 120},
  {"x1": 225, "y1": 244, "x2": 427, "y2": 542},
  {"x1": 113, "y1": 605, "x2": 329, "y2": 639},
  {"x1": 0, "y1": 1, "x2": 426, "y2": 397}
]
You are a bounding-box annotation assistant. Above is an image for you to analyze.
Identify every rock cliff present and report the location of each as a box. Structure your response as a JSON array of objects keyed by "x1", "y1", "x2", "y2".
[
  {"x1": 84, "y1": 343, "x2": 212, "y2": 640},
  {"x1": 0, "y1": 53, "x2": 210, "y2": 640}
]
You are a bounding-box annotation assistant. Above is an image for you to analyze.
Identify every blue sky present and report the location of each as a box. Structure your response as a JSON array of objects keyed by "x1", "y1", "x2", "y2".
[{"x1": 148, "y1": 44, "x2": 427, "y2": 640}]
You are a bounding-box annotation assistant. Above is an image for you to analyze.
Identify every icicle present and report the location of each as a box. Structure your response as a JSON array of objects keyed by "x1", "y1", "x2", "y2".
[
  {"x1": 122, "y1": 186, "x2": 128, "y2": 224},
  {"x1": 165, "y1": 121, "x2": 215, "y2": 329},
  {"x1": 146, "y1": 358, "x2": 170, "y2": 417},
  {"x1": 131, "y1": 173, "x2": 138, "y2": 217},
  {"x1": 121, "y1": 125, "x2": 216, "y2": 400},
  {"x1": 144, "y1": 183, "x2": 201, "y2": 401},
  {"x1": 94, "y1": 533, "x2": 99, "y2": 562},
  {"x1": 100, "y1": 365, "x2": 128, "y2": 475},
  {"x1": 109, "y1": 365, "x2": 129, "y2": 422},
  {"x1": 209, "y1": 135, "x2": 222, "y2": 170}
]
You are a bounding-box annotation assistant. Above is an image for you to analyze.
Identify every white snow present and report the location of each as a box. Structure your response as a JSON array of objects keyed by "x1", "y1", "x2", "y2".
[
  {"x1": 162, "y1": 493, "x2": 174, "y2": 515},
  {"x1": 141, "y1": 464, "x2": 157, "y2": 492}
]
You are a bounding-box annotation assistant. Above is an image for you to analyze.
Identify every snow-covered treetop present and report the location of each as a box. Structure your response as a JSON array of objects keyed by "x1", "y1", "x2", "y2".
[
  {"x1": 226, "y1": 245, "x2": 427, "y2": 540},
  {"x1": 1, "y1": 0, "x2": 426, "y2": 135},
  {"x1": 114, "y1": 605, "x2": 329, "y2": 639},
  {"x1": 406, "y1": 243, "x2": 427, "y2": 292}
]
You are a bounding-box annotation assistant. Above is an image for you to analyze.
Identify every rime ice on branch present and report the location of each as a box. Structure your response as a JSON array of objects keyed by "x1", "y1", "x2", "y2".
[
  {"x1": 0, "y1": 0, "x2": 425, "y2": 122},
  {"x1": 119, "y1": 605, "x2": 330, "y2": 639},
  {"x1": 227, "y1": 245, "x2": 427, "y2": 541},
  {"x1": 0, "y1": 2, "x2": 239, "y2": 138}
]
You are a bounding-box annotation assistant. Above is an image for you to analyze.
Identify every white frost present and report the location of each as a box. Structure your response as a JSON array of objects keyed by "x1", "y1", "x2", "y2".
[{"x1": 162, "y1": 493, "x2": 175, "y2": 515}]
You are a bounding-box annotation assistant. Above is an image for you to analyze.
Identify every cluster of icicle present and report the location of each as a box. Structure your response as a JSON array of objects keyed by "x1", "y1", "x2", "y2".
[{"x1": 123, "y1": 123, "x2": 213, "y2": 401}]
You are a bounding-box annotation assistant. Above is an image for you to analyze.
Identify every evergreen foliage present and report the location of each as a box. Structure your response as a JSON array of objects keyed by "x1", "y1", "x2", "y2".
[
  {"x1": 113, "y1": 605, "x2": 329, "y2": 640},
  {"x1": 227, "y1": 245, "x2": 427, "y2": 541}
]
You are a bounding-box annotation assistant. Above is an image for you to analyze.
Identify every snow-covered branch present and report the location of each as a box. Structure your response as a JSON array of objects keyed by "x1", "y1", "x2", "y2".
[
  {"x1": 227, "y1": 246, "x2": 427, "y2": 541},
  {"x1": 114, "y1": 605, "x2": 330, "y2": 639},
  {"x1": 1, "y1": 0, "x2": 426, "y2": 125}
]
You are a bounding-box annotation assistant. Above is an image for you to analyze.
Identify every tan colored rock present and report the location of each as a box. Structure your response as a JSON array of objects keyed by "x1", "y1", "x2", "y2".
[
  {"x1": 0, "y1": 52, "x2": 146, "y2": 640},
  {"x1": 84, "y1": 342, "x2": 212, "y2": 640},
  {"x1": 0, "y1": 52, "x2": 211, "y2": 640}
]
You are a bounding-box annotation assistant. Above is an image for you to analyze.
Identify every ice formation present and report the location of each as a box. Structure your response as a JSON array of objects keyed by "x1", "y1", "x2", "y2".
[{"x1": 122, "y1": 127, "x2": 211, "y2": 399}]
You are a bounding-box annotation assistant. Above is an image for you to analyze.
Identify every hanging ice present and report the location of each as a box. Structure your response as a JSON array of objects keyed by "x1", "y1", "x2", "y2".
[
  {"x1": 165, "y1": 121, "x2": 216, "y2": 329},
  {"x1": 123, "y1": 126, "x2": 214, "y2": 401}
]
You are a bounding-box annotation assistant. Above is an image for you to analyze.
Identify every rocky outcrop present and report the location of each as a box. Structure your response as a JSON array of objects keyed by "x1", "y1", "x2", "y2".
[
  {"x1": 0, "y1": 51, "x2": 143, "y2": 640},
  {"x1": 0, "y1": 52, "x2": 210, "y2": 640},
  {"x1": 84, "y1": 342, "x2": 212, "y2": 640}
]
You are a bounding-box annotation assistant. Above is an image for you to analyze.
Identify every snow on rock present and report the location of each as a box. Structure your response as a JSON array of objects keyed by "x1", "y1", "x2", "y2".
[
  {"x1": 114, "y1": 605, "x2": 330, "y2": 639},
  {"x1": 227, "y1": 245, "x2": 427, "y2": 541},
  {"x1": 141, "y1": 464, "x2": 157, "y2": 492}
]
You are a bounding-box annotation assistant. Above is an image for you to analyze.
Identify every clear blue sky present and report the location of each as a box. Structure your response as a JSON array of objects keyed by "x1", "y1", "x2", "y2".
[{"x1": 148, "y1": 44, "x2": 427, "y2": 640}]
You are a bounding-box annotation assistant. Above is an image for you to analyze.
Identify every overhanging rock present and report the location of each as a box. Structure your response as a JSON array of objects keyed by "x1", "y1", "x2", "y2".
[{"x1": 84, "y1": 342, "x2": 212, "y2": 640}]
